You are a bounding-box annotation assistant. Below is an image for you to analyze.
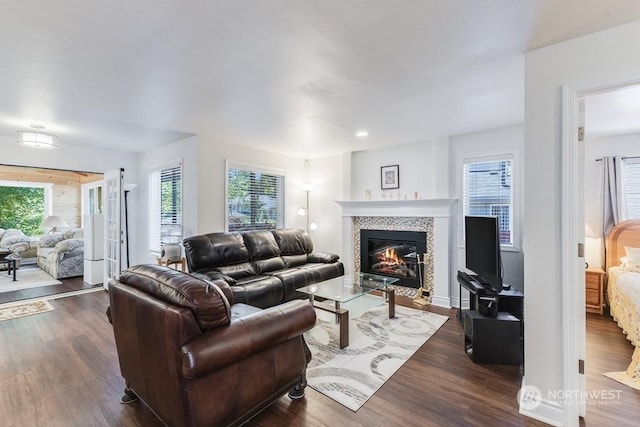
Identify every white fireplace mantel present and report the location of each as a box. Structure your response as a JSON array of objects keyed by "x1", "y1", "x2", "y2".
[
  {"x1": 335, "y1": 198, "x2": 458, "y2": 308},
  {"x1": 336, "y1": 199, "x2": 456, "y2": 218}
]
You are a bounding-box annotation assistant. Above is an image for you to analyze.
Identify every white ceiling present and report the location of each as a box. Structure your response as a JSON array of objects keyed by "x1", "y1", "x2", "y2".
[{"x1": 1, "y1": 1, "x2": 640, "y2": 158}]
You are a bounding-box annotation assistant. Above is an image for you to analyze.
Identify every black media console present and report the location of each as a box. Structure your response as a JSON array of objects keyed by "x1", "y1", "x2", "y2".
[{"x1": 457, "y1": 271, "x2": 524, "y2": 366}]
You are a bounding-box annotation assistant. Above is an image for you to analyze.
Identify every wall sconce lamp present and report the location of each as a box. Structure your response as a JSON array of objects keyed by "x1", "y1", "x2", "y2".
[{"x1": 298, "y1": 184, "x2": 317, "y2": 233}]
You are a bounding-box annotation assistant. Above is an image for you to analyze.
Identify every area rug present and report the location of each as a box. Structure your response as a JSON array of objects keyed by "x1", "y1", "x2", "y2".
[
  {"x1": 603, "y1": 347, "x2": 640, "y2": 391},
  {"x1": 304, "y1": 303, "x2": 448, "y2": 411},
  {"x1": 0, "y1": 267, "x2": 61, "y2": 293},
  {"x1": 0, "y1": 299, "x2": 54, "y2": 322}
]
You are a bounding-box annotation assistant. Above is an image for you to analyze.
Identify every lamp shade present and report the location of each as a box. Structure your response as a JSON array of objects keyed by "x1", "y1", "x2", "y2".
[{"x1": 42, "y1": 215, "x2": 68, "y2": 229}]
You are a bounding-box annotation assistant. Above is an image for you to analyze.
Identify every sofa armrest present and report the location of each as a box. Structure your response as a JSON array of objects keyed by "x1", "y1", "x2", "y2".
[
  {"x1": 55, "y1": 238, "x2": 84, "y2": 254},
  {"x1": 181, "y1": 299, "x2": 316, "y2": 379},
  {"x1": 308, "y1": 251, "x2": 339, "y2": 263},
  {"x1": 6, "y1": 241, "x2": 30, "y2": 256}
]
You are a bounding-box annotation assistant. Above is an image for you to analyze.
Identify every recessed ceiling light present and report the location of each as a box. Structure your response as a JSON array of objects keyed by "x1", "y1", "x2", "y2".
[{"x1": 356, "y1": 130, "x2": 368, "y2": 138}]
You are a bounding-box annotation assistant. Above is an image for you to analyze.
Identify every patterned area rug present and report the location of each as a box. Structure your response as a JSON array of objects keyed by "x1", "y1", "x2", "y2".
[
  {"x1": 0, "y1": 267, "x2": 61, "y2": 293},
  {"x1": 0, "y1": 300, "x2": 54, "y2": 322},
  {"x1": 304, "y1": 303, "x2": 448, "y2": 411}
]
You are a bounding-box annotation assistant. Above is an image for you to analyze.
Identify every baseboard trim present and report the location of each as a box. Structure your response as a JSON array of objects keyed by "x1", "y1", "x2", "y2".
[
  {"x1": 518, "y1": 377, "x2": 565, "y2": 426},
  {"x1": 431, "y1": 295, "x2": 451, "y2": 308}
]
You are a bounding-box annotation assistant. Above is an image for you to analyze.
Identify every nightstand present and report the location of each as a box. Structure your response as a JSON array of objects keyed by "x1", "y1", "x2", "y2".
[{"x1": 585, "y1": 268, "x2": 605, "y2": 314}]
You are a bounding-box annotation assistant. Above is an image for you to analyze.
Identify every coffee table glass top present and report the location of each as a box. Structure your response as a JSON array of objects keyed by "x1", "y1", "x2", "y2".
[{"x1": 298, "y1": 273, "x2": 399, "y2": 303}]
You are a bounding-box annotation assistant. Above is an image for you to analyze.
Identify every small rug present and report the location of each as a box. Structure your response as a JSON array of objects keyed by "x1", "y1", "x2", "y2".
[
  {"x1": 0, "y1": 300, "x2": 54, "y2": 322},
  {"x1": 0, "y1": 267, "x2": 61, "y2": 293},
  {"x1": 603, "y1": 347, "x2": 640, "y2": 391},
  {"x1": 603, "y1": 371, "x2": 640, "y2": 391},
  {"x1": 304, "y1": 303, "x2": 448, "y2": 411}
]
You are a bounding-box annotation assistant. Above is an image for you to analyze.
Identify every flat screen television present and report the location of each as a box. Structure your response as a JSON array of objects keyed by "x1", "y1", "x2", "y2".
[{"x1": 465, "y1": 215, "x2": 504, "y2": 294}]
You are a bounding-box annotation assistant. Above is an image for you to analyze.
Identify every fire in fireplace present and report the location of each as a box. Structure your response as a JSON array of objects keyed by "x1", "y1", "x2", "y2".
[{"x1": 360, "y1": 229, "x2": 427, "y2": 288}]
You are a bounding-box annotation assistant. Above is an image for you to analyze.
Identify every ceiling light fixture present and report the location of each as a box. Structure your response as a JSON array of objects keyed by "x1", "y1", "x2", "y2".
[
  {"x1": 17, "y1": 124, "x2": 58, "y2": 149},
  {"x1": 356, "y1": 130, "x2": 369, "y2": 138}
]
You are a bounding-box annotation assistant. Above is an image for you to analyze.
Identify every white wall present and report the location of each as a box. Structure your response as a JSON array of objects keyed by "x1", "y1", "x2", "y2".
[
  {"x1": 525, "y1": 20, "x2": 640, "y2": 426},
  {"x1": 584, "y1": 132, "x2": 640, "y2": 269},
  {"x1": 350, "y1": 139, "x2": 438, "y2": 201},
  {"x1": 136, "y1": 135, "x2": 198, "y2": 265},
  {"x1": 449, "y1": 125, "x2": 525, "y2": 295}
]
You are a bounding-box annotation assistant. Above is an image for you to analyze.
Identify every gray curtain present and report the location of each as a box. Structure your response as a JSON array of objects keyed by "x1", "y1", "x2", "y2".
[{"x1": 602, "y1": 155, "x2": 626, "y2": 239}]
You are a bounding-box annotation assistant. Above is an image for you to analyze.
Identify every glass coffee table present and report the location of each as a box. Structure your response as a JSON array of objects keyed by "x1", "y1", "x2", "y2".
[{"x1": 298, "y1": 273, "x2": 399, "y2": 348}]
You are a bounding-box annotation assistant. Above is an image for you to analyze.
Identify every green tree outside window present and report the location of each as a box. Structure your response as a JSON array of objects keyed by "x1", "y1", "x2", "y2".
[{"x1": 0, "y1": 186, "x2": 46, "y2": 236}]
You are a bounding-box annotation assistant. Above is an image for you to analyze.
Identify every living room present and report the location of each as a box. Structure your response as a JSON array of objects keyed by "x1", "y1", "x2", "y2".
[{"x1": 2, "y1": 2, "x2": 640, "y2": 426}]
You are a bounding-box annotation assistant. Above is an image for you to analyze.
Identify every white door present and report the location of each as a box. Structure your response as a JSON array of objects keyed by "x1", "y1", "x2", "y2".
[
  {"x1": 103, "y1": 168, "x2": 124, "y2": 290},
  {"x1": 576, "y1": 98, "x2": 586, "y2": 418}
]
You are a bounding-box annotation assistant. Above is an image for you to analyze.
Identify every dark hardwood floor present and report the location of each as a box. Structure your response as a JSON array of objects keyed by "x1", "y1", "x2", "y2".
[
  {"x1": 0, "y1": 290, "x2": 637, "y2": 426},
  {"x1": 0, "y1": 265, "x2": 100, "y2": 305}
]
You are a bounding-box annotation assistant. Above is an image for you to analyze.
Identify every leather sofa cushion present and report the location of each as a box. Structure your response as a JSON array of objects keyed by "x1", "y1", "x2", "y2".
[
  {"x1": 242, "y1": 230, "x2": 281, "y2": 260},
  {"x1": 281, "y1": 254, "x2": 308, "y2": 268},
  {"x1": 231, "y1": 275, "x2": 284, "y2": 309},
  {"x1": 272, "y1": 228, "x2": 313, "y2": 255},
  {"x1": 119, "y1": 265, "x2": 234, "y2": 331},
  {"x1": 242, "y1": 230, "x2": 286, "y2": 274},
  {"x1": 184, "y1": 233, "x2": 249, "y2": 272},
  {"x1": 216, "y1": 261, "x2": 256, "y2": 279}
]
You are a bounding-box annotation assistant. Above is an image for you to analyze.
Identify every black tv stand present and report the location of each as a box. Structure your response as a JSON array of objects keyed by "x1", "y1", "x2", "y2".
[{"x1": 457, "y1": 271, "x2": 524, "y2": 366}]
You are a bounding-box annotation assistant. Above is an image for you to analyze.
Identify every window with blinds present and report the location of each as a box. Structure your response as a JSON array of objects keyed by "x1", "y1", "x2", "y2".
[
  {"x1": 624, "y1": 158, "x2": 640, "y2": 219},
  {"x1": 226, "y1": 162, "x2": 285, "y2": 232},
  {"x1": 149, "y1": 164, "x2": 182, "y2": 255},
  {"x1": 463, "y1": 158, "x2": 513, "y2": 245}
]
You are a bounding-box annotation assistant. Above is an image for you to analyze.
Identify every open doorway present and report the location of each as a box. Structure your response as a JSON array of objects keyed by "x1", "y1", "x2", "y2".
[
  {"x1": 560, "y1": 81, "x2": 640, "y2": 424},
  {"x1": 0, "y1": 164, "x2": 104, "y2": 305},
  {"x1": 581, "y1": 86, "x2": 640, "y2": 422}
]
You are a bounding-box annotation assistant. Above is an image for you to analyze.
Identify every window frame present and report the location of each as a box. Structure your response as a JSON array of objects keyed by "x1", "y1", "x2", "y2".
[
  {"x1": 225, "y1": 160, "x2": 286, "y2": 232},
  {"x1": 148, "y1": 162, "x2": 183, "y2": 256},
  {"x1": 623, "y1": 157, "x2": 640, "y2": 220},
  {"x1": 461, "y1": 154, "x2": 516, "y2": 249},
  {"x1": 0, "y1": 180, "x2": 53, "y2": 216}
]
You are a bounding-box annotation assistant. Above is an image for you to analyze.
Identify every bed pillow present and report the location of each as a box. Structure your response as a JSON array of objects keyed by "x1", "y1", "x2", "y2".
[
  {"x1": 619, "y1": 256, "x2": 628, "y2": 267},
  {"x1": 624, "y1": 246, "x2": 640, "y2": 264},
  {"x1": 625, "y1": 262, "x2": 640, "y2": 273}
]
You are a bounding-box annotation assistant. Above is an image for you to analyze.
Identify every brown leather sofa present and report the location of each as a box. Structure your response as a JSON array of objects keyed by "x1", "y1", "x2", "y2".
[
  {"x1": 107, "y1": 264, "x2": 316, "y2": 427},
  {"x1": 183, "y1": 228, "x2": 344, "y2": 308}
]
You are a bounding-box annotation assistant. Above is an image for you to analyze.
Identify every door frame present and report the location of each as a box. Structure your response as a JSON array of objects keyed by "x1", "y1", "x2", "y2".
[{"x1": 561, "y1": 75, "x2": 640, "y2": 425}]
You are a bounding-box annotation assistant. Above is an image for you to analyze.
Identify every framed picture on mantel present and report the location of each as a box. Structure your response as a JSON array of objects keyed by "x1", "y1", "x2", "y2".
[{"x1": 381, "y1": 164, "x2": 399, "y2": 189}]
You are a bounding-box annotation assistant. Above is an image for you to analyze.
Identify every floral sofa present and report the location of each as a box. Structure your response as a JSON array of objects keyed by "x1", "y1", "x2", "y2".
[
  {"x1": 37, "y1": 229, "x2": 84, "y2": 279},
  {"x1": 0, "y1": 228, "x2": 32, "y2": 270}
]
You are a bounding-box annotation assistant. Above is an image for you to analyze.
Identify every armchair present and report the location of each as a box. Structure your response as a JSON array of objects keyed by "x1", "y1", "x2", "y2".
[
  {"x1": 37, "y1": 229, "x2": 84, "y2": 278},
  {"x1": 107, "y1": 264, "x2": 316, "y2": 427},
  {"x1": 0, "y1": 228, "x2": 31, "y2": 270}
]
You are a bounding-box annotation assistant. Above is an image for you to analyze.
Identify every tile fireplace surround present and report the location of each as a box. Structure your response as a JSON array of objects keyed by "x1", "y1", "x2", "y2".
[{"x1": 336, "y1": 199, "x2": 457, "y2": 308}]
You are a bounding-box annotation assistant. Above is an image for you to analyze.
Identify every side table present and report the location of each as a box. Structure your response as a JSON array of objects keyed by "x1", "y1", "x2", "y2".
[
  {"x1": 157, "y1": 257, "x2": 186, "y2": 272},
  {"x1": 1, "y1": 253, "x2": 20, "y2": 281},
  {"x1": 585, "y1": 268, "x2": 605, "y2": 314}
]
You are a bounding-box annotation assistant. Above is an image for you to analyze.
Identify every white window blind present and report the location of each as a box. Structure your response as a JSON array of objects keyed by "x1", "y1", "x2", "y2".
[
  {"x1": 623, "y1": 157, "x2": 640, "y2": 219},
  {"x1": 148, "y1": 164, "x2": 182, "y2": 255},
  {"x1": 226, "y1": 162, "x2": 285, "y2": 232},
  {"x1": 463, "y1": 158, "x2": 513, "y2": 245}
]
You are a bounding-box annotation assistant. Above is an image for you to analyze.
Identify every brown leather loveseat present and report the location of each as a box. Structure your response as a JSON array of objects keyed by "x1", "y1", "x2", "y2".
[
  {"x1": 107, "y1": 264, "x2": 316, "y2": 427},
  {"x1": 183, "y1": 228, "x2": 344, "y2": 308}
]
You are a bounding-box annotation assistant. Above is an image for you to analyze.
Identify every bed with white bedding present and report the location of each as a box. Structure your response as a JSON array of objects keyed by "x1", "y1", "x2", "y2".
[{"x1": 604, "y1": 220, "x2": 640, "y2": 388}]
